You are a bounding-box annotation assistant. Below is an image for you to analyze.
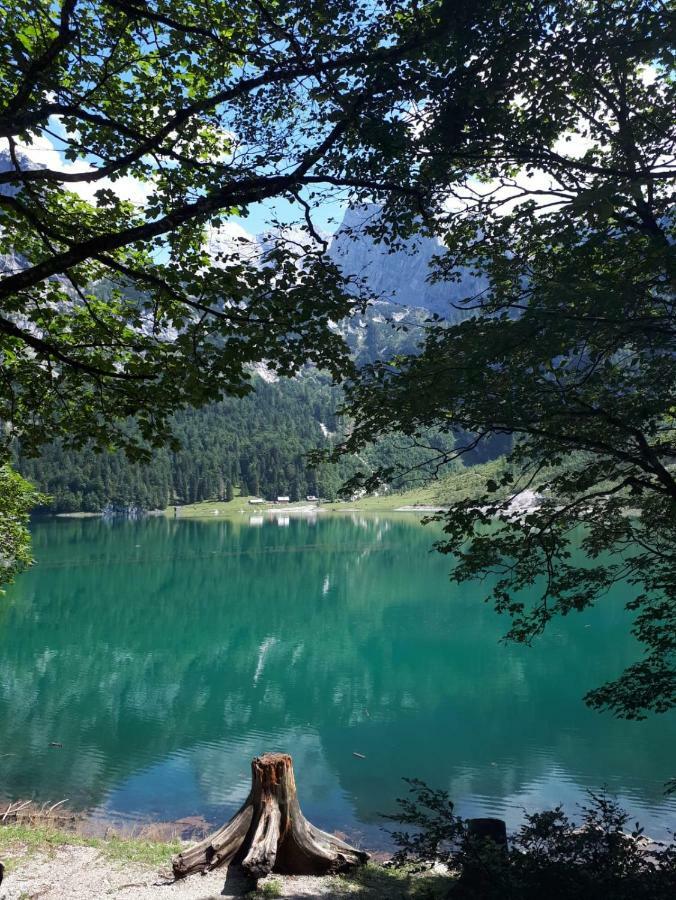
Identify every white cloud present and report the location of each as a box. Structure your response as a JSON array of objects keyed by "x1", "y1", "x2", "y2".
[
  {"x1": 0, "y1": 132, "x2": 154, "y2": 207},
  {"x1": 77, "y1": 171, "x2": 154, "y2": 206},
  {"x1": 440, "y1": 123, "x2": 603, "y2": 221},
  {"x1": 638, "y1": 64, "x2": 657, "y2": 86},
  {"x1": 552, "y1": 130, "x2": 597, "y2": 159}
]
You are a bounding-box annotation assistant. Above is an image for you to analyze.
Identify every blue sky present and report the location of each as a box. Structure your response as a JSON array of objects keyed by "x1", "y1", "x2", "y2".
[
  {"x1": 8, "y1": 115, "x2": 349, "y2": 239},
  {"x1": 231, "y1": 193, "x2": 349, "y2": 237}
]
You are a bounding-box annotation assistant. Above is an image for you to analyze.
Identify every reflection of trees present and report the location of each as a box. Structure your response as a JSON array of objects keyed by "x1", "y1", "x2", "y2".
[{"x1": 0, "y1": 516, "x2": 673, "y2": 829}]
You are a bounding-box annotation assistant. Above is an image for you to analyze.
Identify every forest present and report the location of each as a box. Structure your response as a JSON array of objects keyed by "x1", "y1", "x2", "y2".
[
  {"x1": 15, "y1": 372, "x2": 508, "y2": 513},
  {"x1": 14, "y1": 375, "x2": 351, "y2": 511},
  {"x1": 0, "y1": 0, "x2": 673, "y2": 896},
  {"x1": 13, "y1": 304, "x2": 506, "y2": 513}
]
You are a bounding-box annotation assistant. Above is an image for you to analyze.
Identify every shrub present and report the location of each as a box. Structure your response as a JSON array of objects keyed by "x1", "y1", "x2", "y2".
[{"x1": 388, "y1": 781, "x2": 676, "y2": 899}]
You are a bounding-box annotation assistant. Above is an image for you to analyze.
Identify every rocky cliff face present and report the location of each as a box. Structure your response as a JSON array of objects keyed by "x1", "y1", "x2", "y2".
[
  {"x1": 0, "y1": 147, "x2": 45, "y2": 196},
  {"x1": 0, "y1": 150, "x2": 46, "y2": 279},
  {"x1": 203, "y1": 203, "x2": 486, "y2": 320},
  {"x1": 2, "y1": 150, "x2": 481, "y2": 324},
  {"x1": 327, "y1": 204, "x2": 486, "y2": 319}
]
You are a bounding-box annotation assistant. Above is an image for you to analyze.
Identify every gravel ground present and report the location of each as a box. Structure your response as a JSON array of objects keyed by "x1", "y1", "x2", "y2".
[
  {"x1": 0, "y1": 827, "x2": 453, "y2": 900},
  {"x1": 0, "y1": 844, "x2": 359, "y2": 899}
]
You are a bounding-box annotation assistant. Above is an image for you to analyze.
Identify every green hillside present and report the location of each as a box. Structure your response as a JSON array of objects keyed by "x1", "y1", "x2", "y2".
[{"x1": 14, "y1": 308, "x2": 508, "y2": 514}]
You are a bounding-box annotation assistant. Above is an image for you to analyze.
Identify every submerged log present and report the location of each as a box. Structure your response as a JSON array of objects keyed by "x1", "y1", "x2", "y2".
[{"x1": 172, "y1": 752, "x2": 369, "y2": 879}]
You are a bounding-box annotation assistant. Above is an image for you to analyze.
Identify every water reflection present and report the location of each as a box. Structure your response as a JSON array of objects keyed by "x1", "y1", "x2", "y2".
[{"x1": 0, "y1": 515, "x2": 674, "y2": 845}]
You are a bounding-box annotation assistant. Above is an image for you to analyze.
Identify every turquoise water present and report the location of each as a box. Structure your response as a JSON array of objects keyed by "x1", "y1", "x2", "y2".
[{"x1": 1, "y1": 514, "x2": 674, "y2": 846}]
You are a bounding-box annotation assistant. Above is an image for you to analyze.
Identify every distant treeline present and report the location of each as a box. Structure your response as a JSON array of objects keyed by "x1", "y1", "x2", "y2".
[
  {"x1": 14, "y1": 376, "x2": 333, "y2": 512},
  {"x1": 16, "y1": 373, "x2": 506, "y2": 513},
  {"x1": 14, "y1": 307, "x2": 509, "y2": 513}
]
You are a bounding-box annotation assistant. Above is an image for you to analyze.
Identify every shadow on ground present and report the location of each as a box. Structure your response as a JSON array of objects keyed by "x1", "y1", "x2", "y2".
[{"x1": 231, "y1": 865, "x2": 450, "y2": 899}]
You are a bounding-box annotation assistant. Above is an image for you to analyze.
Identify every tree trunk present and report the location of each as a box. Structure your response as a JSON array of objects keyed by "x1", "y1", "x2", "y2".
[{"x1": 172, "y1": 753, "x2": 369, "y2": 880}]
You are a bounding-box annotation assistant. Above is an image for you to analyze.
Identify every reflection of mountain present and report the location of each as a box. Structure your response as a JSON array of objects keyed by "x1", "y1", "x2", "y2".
[{"x1": 1, "y1": 517, "x2": 674, "y2": 843}]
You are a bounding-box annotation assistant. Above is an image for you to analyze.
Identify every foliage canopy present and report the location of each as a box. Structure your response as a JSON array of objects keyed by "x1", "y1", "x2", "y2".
[
  {"x1": 0, "y1": 464, "x2": 44, "y2": 589},
  {"x1": 0, "y1": 0, "x2": 451, "y2": 456}
]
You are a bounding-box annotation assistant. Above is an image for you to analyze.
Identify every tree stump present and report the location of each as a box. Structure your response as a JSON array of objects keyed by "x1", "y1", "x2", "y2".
[
  {"x1": 467, "y1": 817, "x2": 508, "y2": 848},
  {"x1": 461, "y1": 817, "x2": 509, "y2": 892},
  {"x1": 172, "y1": 753, "x2": 369, "y2": 879}
]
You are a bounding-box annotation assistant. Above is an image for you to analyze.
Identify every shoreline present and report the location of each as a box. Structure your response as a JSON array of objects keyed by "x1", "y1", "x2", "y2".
[
  {"x1": 33, "y1": 461, "x2": 523, "y2": 522},
  {"x1": 38, "y1": 479, "x2": 544, "y2": 523}
]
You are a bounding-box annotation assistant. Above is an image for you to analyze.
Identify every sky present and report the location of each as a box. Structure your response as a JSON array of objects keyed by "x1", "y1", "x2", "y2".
[
  {"x1": 231, "y1": 194, "x2": 348, "y2": 237},
  {"x1": 1, "y1": 122, "x2": 348, "y2": 241},
  {"x1": 3, "y1": 61, "x2": 659, "y2": 246},
  {"x1": 1, "y1": 36, "x2": 660, "y2": 246},
  {"x1": 4, "y1": 121, "x2": 595, "y2": 245}
]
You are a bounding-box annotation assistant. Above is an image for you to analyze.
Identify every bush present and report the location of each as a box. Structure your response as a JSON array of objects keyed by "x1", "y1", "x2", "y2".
[{"x1": 388, "y1": 780, "x2": 676, "y2": 899}]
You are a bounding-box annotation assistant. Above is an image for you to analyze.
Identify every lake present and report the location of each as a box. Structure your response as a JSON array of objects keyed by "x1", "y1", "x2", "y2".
[{"x1": 1, "y1": 514, "x2": 674, "y2": 847}]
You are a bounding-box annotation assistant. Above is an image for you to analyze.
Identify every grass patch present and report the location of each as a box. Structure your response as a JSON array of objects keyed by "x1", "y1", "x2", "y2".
[
  {"x1": 0, "y1": 823, "x2": 180, "y2": 872},
  {"x1": 166, "y1": 496, "x2": 288, "y2": 519},
  {"x1": 0, "y1": 823, "x2": 89, "y2": 870},
  {"x1": 99, "y1": 834, "x2": 182, "y2": 867},
  {"x1": 330, "y1": 862, "x2": 451, "y2": 899},
  {"x1": 247, "y1": 877, "x2": 284, "y2": 897},
  {"x1": 324, "y1": 459, "x2": 506, "y2": 512},
  {"x1": 167, "y1": 460, "x2": 508, "y2": 520}
]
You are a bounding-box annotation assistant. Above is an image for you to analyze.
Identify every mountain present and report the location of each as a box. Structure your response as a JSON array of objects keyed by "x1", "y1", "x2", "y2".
[
  {"x1": 0, "y1": 149, "x2": 36, "y2": 275},
  {"x1": 202, "y1": 204, "x2": 486, "y2": 319},
  {"x1": 0, "y1": 149, "x2": 76, "y2": 288},
  {"x1": 3, "y1": 158, "x2": 502, "y2": 511},
  {"x1": 0, "y1": 147, "x2": 43, "y2": 197},
  {"x1": 327, "y1": 204, "x2": 486, "y2": 317}
]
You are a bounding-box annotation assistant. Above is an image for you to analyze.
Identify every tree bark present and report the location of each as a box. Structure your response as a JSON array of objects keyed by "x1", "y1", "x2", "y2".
[{"x1": 172, "y1": 753, "x2": 369, "y2": 880}]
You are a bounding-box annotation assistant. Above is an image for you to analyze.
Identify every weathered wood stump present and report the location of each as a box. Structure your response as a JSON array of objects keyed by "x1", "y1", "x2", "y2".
[{"x1": 172, "y1": 753, "x2": 369, "y2": 879}]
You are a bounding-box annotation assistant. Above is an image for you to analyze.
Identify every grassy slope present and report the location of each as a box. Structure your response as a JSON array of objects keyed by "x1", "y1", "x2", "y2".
[{"x1": 167, "y1": 460, "x2": 505, "y2": 519}]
